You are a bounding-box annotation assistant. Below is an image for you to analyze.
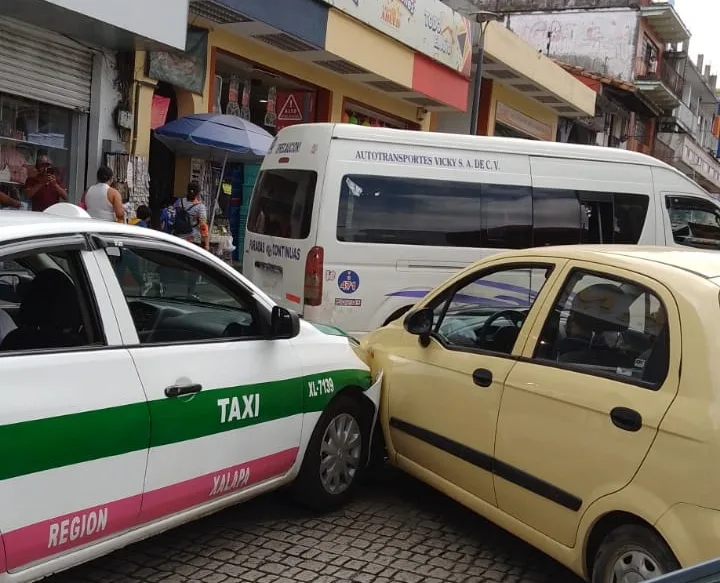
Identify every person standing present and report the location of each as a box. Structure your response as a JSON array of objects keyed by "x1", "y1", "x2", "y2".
[
  {"x1": 173, "y1": 181, "x2": 209, "y2": 250},
  {"x1": 24, "y1": 154, "x2": 68, "y2": 212},
  {"x1": 83, "y1": 165, "x2": 125, "y2": 222}
]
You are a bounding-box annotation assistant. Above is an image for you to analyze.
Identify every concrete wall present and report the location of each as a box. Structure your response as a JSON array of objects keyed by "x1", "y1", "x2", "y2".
[
  {"x1": 505, "y1": 9, "x2": 638, "y2": 80},
  {"x1": 86, "y1": 50, "x2": 122, "y2": 188}
]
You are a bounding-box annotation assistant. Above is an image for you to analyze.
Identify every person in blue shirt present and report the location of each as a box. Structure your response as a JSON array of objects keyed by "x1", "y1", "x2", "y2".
[{"x1": 135, "y1": 205, "x2": 151, "y2": 228}]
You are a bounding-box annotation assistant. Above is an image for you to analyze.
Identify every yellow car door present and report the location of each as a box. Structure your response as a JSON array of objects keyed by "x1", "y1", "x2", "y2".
[
  {"x1": 383, "y1": 260, "x2": 564, "y2": 506},
  {"x1": 493, "y1": 261, "x2": 681, "y2": 547}
]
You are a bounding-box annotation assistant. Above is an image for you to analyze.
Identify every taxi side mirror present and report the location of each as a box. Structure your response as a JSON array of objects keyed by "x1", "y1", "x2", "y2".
[
  {"x1": 270, "y1": 306, "x2": 300, "y2": 339},
  {"x1": 404, "y1": 308, "x2": 434, "y2": 346}
]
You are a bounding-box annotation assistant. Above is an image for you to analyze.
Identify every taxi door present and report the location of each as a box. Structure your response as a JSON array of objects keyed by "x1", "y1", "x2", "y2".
[
  {"x1": 384, "y1": 260, "x2": 562, "y2": 505},
  {"x1": 493, "y1": 261, "x2": 681, "y2": 547},
  {"x1": 0, "y1": 237, "x2": 150, "y2": 572},
  {"x1": 93, "y1": 236, "x2": 304, "y2": 522}
]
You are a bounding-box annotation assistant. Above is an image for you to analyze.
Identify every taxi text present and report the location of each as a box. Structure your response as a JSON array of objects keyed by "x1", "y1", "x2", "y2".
[
  {"x1": 48, "y1": 507, "x2": 108, "y2": 549},
  {"x1": 209, "y1": 466, "x2": 251, "y2": 497},
  {"x1": 217, "y1": 393, "x2": 260, "y2": 424}
]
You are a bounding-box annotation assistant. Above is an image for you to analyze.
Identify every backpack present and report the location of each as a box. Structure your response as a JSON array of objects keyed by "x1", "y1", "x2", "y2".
[{"x1": 172, "y1": 201, "x2": 198, "y2": 236}]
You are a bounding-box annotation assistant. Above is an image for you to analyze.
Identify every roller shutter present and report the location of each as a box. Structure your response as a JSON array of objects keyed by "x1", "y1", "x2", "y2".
[{"x1": 0, "y1": 16, "x2": 93, "y2": 111}]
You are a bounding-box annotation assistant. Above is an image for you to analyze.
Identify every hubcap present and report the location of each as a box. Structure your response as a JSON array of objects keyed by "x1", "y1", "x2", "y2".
[
  {"x1": 319, "y1": 413, "x2": 362, "y2": 495},
  {"x1": 611, "y1": 550, "x2": 664, "y2": 583}
]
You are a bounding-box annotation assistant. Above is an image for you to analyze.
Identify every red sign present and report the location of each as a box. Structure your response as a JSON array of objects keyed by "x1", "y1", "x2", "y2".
[
  {"x1": 150, "y1": 95, "x2": 171, "y2": 130},
  {"x1": 276, "y1": 92, "x2": 316, "y2": 130}
]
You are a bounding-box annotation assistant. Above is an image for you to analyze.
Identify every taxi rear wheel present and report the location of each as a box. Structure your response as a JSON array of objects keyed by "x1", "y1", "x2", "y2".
[
  {"x1": 294, "y1": 394, "x2": 368, "y2": 511},
  {"x1": 591, "y1": 524, "x2": 679, "y2": 583}
]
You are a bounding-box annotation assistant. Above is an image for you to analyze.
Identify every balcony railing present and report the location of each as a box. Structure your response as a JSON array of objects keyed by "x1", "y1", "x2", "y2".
[
  {"x1": 652, "y1": 139, "x2": 676, "y2": 164},
  {"x1": 634, "y1": 57, "x2": 684, "y2": 97}
]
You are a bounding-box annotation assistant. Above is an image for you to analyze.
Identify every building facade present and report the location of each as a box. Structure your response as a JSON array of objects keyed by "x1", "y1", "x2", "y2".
[
  {"x1": 0, "y1": 0, "x2": 189, "y2": 202},
  {"x1": 129, "y1": 0, "x2": 488, "y2": 212},
  {"x1": 433, "y1": 18, "x2": 596, "y2": 139},
  {"x1": 657, "y1": 54, "x2": 720, "y2": 193},
  {"x1": 463, "y1": 0, "x2": 690, "y2": 155}
]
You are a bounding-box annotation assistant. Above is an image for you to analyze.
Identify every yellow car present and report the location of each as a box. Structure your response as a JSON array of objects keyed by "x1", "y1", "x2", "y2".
[{"x1": 361, "y1": 245, "x2": 720, "y2": 583}]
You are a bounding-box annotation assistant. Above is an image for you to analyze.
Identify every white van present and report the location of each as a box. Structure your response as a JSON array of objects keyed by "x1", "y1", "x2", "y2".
[{"x1": 243, "y1": 123, "x2": 720, "y2": 337}]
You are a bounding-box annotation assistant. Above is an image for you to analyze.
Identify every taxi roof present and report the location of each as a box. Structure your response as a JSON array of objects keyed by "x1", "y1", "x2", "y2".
[
  {"x1": 0, "y1": 210, "x2": 177, "y2": 244},
  {"x1": 488, "y1": 245, "x2": 720, "y2": 280}
]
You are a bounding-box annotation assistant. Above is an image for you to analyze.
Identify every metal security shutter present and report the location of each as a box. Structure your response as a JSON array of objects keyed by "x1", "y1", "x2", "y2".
[{"x1": 0, "y1": 16, "x2": 92, "y2": 111}]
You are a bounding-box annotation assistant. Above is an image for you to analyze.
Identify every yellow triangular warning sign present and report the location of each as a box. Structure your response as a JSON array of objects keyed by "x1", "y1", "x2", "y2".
[{"x1": 278, "y1": 94, "x2": 303, "y2": 121}]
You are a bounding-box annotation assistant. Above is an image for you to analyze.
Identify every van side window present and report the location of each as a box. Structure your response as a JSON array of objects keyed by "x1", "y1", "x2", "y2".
[
  {"x1": 666, "y1": 195, "x2": 720, "y2": 249},
  {"x1": 336, "y1": 175, "x2": 532, "y2": 248},
  {"x1": 533, "y1": 190, "x2": 649, "y2": 246},
  {"x1": 247, "y1": 170, "x2": 318, "y2": 240}
]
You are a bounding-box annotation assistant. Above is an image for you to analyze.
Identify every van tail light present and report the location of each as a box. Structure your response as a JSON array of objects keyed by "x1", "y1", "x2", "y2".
[{"x1": 304, "y1": 246, "x2": 324, "y2": 306}]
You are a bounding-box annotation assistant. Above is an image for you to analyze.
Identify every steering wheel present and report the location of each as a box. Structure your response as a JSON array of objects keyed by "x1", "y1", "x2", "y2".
[{"x1": 475, "y1": 310, "x2": 525, "y2": 343}]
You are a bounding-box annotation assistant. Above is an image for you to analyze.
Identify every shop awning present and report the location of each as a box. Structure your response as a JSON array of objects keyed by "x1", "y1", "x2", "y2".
[
  {"x1": 190, "y1": 0, "x2": 471, "y2": 112},
  {"x1": 480, "y1": 22, "x2": 596, "y2": 119},
  {"x1": 0, "y1": 0, "x2": 189, "y2": 50}
]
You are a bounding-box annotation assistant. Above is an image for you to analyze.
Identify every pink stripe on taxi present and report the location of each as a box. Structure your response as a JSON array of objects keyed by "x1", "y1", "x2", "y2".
[{"x1": 3, "y1": 448, "x2": 298, "y2": 570}]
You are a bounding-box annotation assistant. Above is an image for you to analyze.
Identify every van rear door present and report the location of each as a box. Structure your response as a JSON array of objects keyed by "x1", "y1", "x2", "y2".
[{"x1": 243, "y1": 168, "x2": 318, "y2": 311}]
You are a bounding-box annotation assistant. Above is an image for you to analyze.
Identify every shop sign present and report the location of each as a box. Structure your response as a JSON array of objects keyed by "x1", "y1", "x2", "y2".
[
  {"x1": 495, "y1": 102, "x2": 554, "y2": 142},
  {"x1": 150, "y1": 95, "x2": 171, "y2": 130},
  {"x1": 148, "y1": 27, "x2": 208, "y2": 95},
  {"x1": 320, "y1": 0, "x2": 473, "y2": 76},
  {"x1": 276, "y1": 92, "x2": 316, "y2": 131}
]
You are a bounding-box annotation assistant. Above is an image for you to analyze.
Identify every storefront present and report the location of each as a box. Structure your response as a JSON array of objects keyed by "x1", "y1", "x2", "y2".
[
  {"x1": 489, "y1": 91, "x2": 557, "y2": 141},
  {"x1": 434, "y1": 21, "x2": 595, "y2": 139},
  {"x1": 0, "y1": 16, "x2": 93, "y2": 204},
  {"x1": 342, "y1": 99, "x2": 419, "y2": 130}
]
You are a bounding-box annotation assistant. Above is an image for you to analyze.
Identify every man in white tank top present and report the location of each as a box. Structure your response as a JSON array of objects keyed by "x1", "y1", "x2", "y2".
[{"x1": 83, "y1": 166, "x2": 125, "y2": 222}]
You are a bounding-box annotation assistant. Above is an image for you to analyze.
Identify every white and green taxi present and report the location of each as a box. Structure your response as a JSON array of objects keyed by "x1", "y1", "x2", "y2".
[{"x1": 0, "y1": 204, "x2": 380, "y2": 582}]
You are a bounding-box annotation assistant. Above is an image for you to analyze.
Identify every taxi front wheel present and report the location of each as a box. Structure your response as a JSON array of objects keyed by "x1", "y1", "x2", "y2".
[
  {"x1": 294, "y1": 395, "x2": 368, "y2": 512},
  {"x1": 592, "y1": 524, "x2": 680, "y2": 583}
]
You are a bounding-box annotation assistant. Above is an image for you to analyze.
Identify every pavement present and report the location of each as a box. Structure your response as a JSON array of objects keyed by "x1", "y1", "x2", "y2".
[{"x1": 49, "y1": 467, "x2": 584, "y2": 583}]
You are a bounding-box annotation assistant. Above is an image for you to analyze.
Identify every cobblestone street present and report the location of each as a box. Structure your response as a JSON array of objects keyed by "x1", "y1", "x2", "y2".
[{"x1": 49, "y1": 467, "x2": 583, "y2": 583}]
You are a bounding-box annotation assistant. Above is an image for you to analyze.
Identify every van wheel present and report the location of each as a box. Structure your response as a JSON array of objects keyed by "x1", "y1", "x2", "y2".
[
  {"x1": 383, "y1": 305, "x2": 412, "y2": 327},
  {"x1": 293, "y1": 395, "x2": 368, "y2": 512},
  {"x1": 591, "y1": 525, "x2": 680, "y2": 583}
]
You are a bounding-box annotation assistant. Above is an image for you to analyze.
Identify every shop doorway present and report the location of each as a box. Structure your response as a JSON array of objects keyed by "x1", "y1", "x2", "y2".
[
  {"x1": 149, "y1": 82, "x2": 178, "y2": 225},
  {"x1": 212, "y1": 51, "x2": 319, "y2": 261}
]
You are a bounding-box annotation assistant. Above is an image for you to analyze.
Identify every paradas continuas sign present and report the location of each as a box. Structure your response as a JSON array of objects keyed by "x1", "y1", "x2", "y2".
[{"x1": 355, "y1": 149, "x2": 500, "y2": 170}]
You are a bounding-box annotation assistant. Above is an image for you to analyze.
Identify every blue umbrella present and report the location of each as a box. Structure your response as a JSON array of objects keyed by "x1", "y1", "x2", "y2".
[
  {"x1": 153, "y1": 113, "x2": 273, "y2": 162},
  {"x1": 153, "y1": 113, "x2": 274, "y2": 234}
]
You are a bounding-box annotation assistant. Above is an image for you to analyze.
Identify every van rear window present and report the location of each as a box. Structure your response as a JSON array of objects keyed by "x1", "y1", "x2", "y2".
[{"x1": 247, "y1": 170, "x2": 317, "y2": 239}]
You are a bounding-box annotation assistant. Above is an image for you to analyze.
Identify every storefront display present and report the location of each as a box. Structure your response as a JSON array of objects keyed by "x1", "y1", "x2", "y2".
[
  {"x1": 0, "y1": 92, "x2": 72, "y2": 203},
  {"x1": 342, "y1": 100, "x2": 416, "y2": 130}
]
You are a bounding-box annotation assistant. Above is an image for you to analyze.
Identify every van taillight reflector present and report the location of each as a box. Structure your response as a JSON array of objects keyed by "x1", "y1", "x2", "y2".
[
  {"x1": 278, "y1": 157, "x2": 290, "y2": 164},
  {"x1": 304, "y1": 246, "x2": 324, "y2": 306}
]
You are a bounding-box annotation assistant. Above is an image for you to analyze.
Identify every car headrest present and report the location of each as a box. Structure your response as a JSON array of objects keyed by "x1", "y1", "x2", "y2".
[
  {"x1": 569, "y1": 283, "x2": 630, "y2": 333},
  {"x1": 19, "y1": 269, "x2": 81, "y2": 330}
]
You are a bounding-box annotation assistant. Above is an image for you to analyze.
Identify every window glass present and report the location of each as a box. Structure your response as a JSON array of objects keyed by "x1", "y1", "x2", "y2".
[
  {"x1": 482, "y1": 184, "x2": 533, "y2": 248},
  {"x1": 246, "y1": 169, "x2": 317, "y2": 239},
  {"x1": 614, "y1": 194, "x2": 649, "y2": 244},
  {"x1": 534, "y1": 190, "x2": 649, "y2": 246},
  {"x1": 533, "y1": 270, "x2": 669, "y2": 386},
  {"x1": 105, "y1": 246, "x2": 261, "y2": 344},
  {"x1": 666, "y1": 196, "x2": 720, "y2": 249},
  {"x1": 336, "y1": 175, "x2": 533, "y2": 248},
  {"x1": 533, "y1": 188, "x2": 582, "y2": 246},
  {"x1": 337, "y1": 175, "x2": 481, "y2": 247},
  {"x1": 0, "y1": 250, "x2": 103, "y2": 351},
  {"x1": 431, "y1": 266, "x2": 550, "y2": 355}
]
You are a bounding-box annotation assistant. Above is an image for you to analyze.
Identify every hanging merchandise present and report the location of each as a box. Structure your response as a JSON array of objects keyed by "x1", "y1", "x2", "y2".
[
  {"x1": 348, "y1": 112, "x2": 358, "y2": 124},
  {"x1": 226, "y1": 75, "x2": 240, "y2": 117},
  {"x1": 240, "y1": 79, "x2": 251, "y2": 120},
  {"x1": 264, "y1": 86, "x2": 277, "y2": 128}
]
